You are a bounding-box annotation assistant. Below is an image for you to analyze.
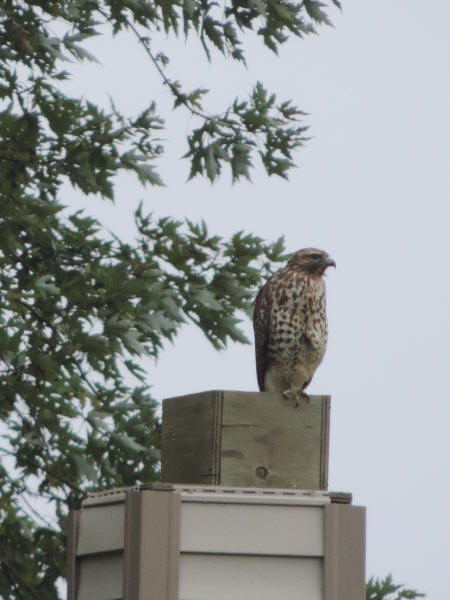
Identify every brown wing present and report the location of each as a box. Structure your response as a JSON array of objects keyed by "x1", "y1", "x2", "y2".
[{"x1": 253, "y1": 281, "x2": 272, "y2": 391}]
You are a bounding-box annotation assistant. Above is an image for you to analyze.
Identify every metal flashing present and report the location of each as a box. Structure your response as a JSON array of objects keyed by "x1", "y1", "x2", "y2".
[{"x1": 83, "y1": 484, "x2": 351, "y2": 509}]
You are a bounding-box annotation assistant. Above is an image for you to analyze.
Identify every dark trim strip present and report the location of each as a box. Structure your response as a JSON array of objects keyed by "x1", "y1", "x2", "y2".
[
  {"x1": 67, "y1": 510, "x2": 80, "y2": 600},
  {"x1": 324, "y1": 504, "x2": 366, "y2": 600},
  {"x1": 123, "y1": 489, "x2": 181, "y2": 600}
]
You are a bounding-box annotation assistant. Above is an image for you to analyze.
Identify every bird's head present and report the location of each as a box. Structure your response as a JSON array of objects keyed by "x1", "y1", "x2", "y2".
[{"x1": 288, "y1": 248, "x2": 336, "y2": 276}]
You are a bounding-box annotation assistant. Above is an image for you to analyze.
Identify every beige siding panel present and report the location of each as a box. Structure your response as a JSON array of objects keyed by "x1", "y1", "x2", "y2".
[
  {"x1": 180, "y1": 502, "x2": 323, "y2": 556},
  {"x1": 179, "y1": 554, "x2": 323, "y2": 600},
  {"x1": 77, "y1": 504, "x2": 125, "y2": 555},
  {"x1": 77, "y1": 552, "x2": 123, "y2": 600}
]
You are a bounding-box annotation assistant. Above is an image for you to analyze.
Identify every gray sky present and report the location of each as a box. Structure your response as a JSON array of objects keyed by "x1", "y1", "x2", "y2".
[{"x1": 64, "y1": 1, "x2": 450, "y2": 596}]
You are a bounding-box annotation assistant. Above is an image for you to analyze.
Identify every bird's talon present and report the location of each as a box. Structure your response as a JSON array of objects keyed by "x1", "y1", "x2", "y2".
[
  {"x1": 283, "y1": 389, "x2": 309, "y2": 408},
  {"x1": 295, "y1": 391, "x2": 310, "y2": 408}
]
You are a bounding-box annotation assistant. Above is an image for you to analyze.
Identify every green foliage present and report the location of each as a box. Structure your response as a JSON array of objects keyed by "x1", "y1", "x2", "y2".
[
  {"x1": 367, "y1": 575, "x2": 426, "y2": 600},
  {"x1": 186, "y1": 81, "x2": 308, "y2": 182},
  {"x1": 0, "y1": 0, "x2": 340, "y2": 186},
  {"x1": 0, "y1": 0, "x2": 338, "y2": 597},
  {"x1": 0, "y1": 194, "x2": 287, "y2": 597}
]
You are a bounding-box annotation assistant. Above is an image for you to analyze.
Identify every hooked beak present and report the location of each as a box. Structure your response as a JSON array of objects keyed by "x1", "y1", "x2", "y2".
[{"x1": 325, "y1": 256, "x2": 336, "y2": 269}]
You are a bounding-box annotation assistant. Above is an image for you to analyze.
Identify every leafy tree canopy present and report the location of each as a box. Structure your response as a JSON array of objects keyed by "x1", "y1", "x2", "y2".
[
  {"x1": 367, "y1": 574, "x2": 425, "y2": 600},
  {"x1": 0, "y1": 0, "x2": 339, "y2": 597}
]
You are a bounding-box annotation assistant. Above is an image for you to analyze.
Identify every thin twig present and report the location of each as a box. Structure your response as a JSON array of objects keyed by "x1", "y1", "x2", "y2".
[{"x1": 20, "y1": 492, "x2": 58, "y2": 530}]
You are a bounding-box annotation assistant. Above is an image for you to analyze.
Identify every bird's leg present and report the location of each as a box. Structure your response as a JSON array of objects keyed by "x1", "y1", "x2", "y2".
[{"x1": 282, "y1": 388, "x2": 310, "y2": 408}]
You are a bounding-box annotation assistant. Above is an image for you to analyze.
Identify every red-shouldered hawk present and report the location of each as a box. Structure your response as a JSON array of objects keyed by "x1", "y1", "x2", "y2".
[{"x1": 253, "y1": 248, "x2": 335, "y2": 403}]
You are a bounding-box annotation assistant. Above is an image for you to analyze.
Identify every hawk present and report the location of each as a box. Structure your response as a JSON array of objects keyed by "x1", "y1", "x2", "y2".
[{"x1": 253, "y1": 248, "x2": 335, "y2": 403}]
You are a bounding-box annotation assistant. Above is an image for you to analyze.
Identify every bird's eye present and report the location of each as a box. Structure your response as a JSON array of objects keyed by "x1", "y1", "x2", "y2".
[{"x1": 310, "y1": 253, "x2": 322, "y2": 260}]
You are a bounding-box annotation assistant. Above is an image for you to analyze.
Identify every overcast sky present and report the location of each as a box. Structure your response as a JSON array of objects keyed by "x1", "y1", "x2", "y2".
[{"x1": 64, "y1": 1, "x2": 450, "y2": 596}]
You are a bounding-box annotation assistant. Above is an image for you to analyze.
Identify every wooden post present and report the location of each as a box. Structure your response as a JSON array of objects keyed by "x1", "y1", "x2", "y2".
[
  {"x1": 67, "y1": 392, "x2": 367, "y2": 600},
  {"x1": 161, "y1": 390, "x2": 330, "y2": 490}
]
